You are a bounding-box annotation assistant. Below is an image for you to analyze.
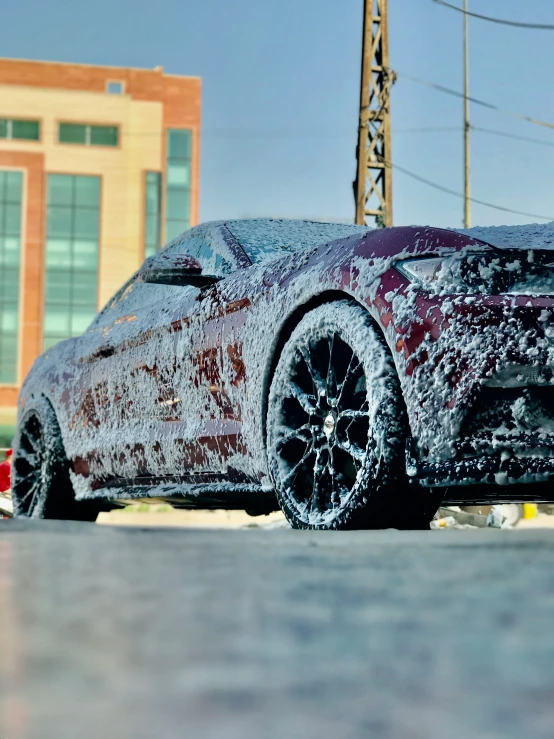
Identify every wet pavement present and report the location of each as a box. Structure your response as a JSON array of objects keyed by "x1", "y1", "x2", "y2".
[{"x1": 1, "y1": 520, "x2": 554, "y2": 738}]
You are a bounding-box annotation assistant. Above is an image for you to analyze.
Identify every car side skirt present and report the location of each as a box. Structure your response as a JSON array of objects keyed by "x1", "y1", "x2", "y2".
[{"x1": 77, "y1": 479, "x2": 279, "y2": 512}]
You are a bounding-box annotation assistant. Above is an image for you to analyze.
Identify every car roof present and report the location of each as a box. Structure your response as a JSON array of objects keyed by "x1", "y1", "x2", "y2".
[{"x1": 450, "y1": 222, "x2": 554, "y2": 251}]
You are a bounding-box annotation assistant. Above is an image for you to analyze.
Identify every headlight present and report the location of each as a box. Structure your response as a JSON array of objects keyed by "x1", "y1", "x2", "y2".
[{"x1": 396, "y1": 250, "x2": 554, "y2": 296}]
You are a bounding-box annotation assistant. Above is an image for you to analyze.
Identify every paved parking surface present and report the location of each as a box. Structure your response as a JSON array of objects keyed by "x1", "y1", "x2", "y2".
[{"x1": 1, "y1": 519, "x2": 554, "y2": 738}]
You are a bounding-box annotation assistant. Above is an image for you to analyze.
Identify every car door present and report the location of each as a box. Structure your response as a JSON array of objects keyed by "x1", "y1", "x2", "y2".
[
  {"x1": 76, "y1": 225, "x2": 251, "y2": 487},
  {"x1": 185, "y1": 228, "x2": 253, "y2": 478},
  {"x1": 149, "y1": 223, "x2": 254, "y2": 482},
  {"x1": 72, "y1": 271, "x2": 198, "y2": 485}
]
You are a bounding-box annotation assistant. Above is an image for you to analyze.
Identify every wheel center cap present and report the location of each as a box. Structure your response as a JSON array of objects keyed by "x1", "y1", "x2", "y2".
[{"x1": 323, "y1": 413, "x2": 336, "y2": 438}]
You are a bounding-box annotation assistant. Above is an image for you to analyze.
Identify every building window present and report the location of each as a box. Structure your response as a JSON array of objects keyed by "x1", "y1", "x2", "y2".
[
  {"x1": 145, "y1": 172, "x2": 162, "y2": 259},
  {"x1": 0, "y1": 118, "x2": 40, "y2": 141},
  {"x1": 106, "y1": 81, "x2": 124, "y2": 95},
  {"x1": 0, "y1": 170, "x2": 22, "y2": 383},
  {"x1": 44, "y1": 174, "x2": 100, "y2": 350},
  {"x1": 58, "y1": 123, "x2": 119, "y2": 147},
  {"x1": 165, "y1": 129, "x2": 191, "y2": 242}
]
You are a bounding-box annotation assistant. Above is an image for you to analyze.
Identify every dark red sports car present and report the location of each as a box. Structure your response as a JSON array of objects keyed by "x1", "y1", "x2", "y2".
[{"x1": 12, "y1": 219, "x2": 554, "y2": 528}]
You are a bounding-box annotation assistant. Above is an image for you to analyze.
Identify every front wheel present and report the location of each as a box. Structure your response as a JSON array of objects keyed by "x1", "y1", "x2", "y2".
[
  {"x1": 267, "y1": 301, "x2": 430, "y2": 530},
  {"x1": 12, "y1": 397, "x2": 103, "y2": 521}
]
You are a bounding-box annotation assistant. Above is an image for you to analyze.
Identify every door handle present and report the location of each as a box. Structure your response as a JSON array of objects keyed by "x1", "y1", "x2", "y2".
[{"x1": 82, "y1": 344, "x2": 115, "y2": 362}]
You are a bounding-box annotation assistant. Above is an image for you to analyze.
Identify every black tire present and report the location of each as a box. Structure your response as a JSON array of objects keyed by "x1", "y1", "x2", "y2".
[
  {"x1": 266, "y1": 301, "x2": 435, "y2": 530},
  {"x1": 12, "y1": 396, "x2": 103, "y2": 521}
]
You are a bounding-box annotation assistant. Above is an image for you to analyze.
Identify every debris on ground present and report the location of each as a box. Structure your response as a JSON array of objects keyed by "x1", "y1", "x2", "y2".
[
  {"x1": 431, "y1": 506, "x2": 507, "y2": 530},
  {"x1": 0, "y1": 493, "x2": 13, "y2": 518}
]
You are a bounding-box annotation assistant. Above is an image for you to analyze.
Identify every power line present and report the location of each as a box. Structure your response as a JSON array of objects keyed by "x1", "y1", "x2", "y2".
[
  {"x1": 399, "y1": 71, "x2": 554, "y2": 131},
  {"x1": 204, "y1": 126, "x2": 459, "y2": 138},
  {"x1": 473, "y1": 126, "x2": 554, "y2": 148},
  {"x1": 433, "y1": 0, "x2": 554, "y2": 30},
  {"x1": 383, "y1": 158, "x2": 554, "y2": 221},
  {"x1": 395, "y1": 126, "x2": 459, "y2": 134},
  {"x1": 398, "y1": 125, "x2": 554, "y2": 148}
]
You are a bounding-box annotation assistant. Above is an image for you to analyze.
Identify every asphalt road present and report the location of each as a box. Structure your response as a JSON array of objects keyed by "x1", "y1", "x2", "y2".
[{"x1": 2, "y1": 521, "x2": 554, "y2": 738}]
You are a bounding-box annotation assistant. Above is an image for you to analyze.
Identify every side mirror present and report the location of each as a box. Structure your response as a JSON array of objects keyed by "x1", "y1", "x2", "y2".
[{"x1": 141, "y1": 252, "x2": 220, "y2": 288}]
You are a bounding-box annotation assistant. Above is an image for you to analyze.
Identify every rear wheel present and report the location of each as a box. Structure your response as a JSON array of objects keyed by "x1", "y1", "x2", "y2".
[
  {"x1": 267, "y1": 301, "x2": 435, "y2": 530},
  {"x1": 12, "y1": 397, "x2": 102, "y2": 521}
]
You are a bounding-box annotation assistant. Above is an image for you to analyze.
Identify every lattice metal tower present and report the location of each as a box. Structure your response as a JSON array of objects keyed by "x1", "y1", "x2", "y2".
[{"x1": 354, "y1": 0, "x2": 395, "y2": 227}]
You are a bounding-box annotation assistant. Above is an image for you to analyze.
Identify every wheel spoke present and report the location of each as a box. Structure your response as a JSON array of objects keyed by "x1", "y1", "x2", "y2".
[
  {"x1": 336, "y1": 439, "x2": 366, "y2": 464},
  {"x1": 28, "y1": 489, "x2": 40, "y2": 516},
  {"x1": 341, "y1": 400, "x2": 368, "y2": 440},
  {"x1": 16, "y1": 448, "x2": 39, "y2": 467},
  {"x1": 299, "y1": 346, "x2": 326, "y2": 397},
  {"x1": 327, "y1": 447, "x2": 341, "y2": 507},
  {"x1": 307, "y1": 448, "x2": 328, "y2": 514},
  {"x1": 287, "y1": 381, "x2": 317, "y2": 415},
  {"x1": 326, "y1": 334, "x2": 337, "y2": 401},
  {"x1": 282, "y1": 444, "x2": 314, "y2": 486},
  {"x1": 18, "y1": 480, "x2": 40, "y2": 506},
  {"x1": 339, "y1": 406, "x2": 368, "y2": 421},
  {"x1": 275, "y1": 423, "x2": 312, "y2": 449},
  {"x1": 336, "y1": 355, "x2": 362, "y2": 405},
  {"x1": 13, "y1": 468, "x2": 39, "y2": 485}
]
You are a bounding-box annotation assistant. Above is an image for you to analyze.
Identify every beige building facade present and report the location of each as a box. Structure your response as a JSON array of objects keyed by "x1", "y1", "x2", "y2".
[{"x1": 0, "y1": 58, "x2": 201, "y2": 443}]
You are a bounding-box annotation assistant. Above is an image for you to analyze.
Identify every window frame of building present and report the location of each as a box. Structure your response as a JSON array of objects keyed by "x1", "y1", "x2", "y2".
[
  {"x1": 144, "y1": 171, "x2": 162, "y2": 259},
  {"x1": 58, "y1": 122, "x2": 119, "y2": 148},
  {"x1": 0, "y1": 169, "x2": 24, "y2": 385},
  {"x1": 0, "y1": 118, "x2": 41, "y2": 142},
  {"x1": 165, "y1": 129, "x2": 192, "y2": 243},
  {"x1": 43, "y1": 173, "x2": 101, "y2": 351},
  {"x1": 106, "y1": 80, "x2": 125, "y2": 95}
]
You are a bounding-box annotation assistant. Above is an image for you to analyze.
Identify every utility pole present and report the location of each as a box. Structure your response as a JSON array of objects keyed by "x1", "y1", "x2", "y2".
[
  {"x1": 354, "y1": 0, "x2": 395, "y2": 227},
  {"x1": 463, "y1": 0, "x2": 471, "y2": 227}
]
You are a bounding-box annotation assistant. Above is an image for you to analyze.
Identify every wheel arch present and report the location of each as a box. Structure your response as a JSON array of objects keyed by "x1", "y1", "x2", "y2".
[
  {"x1": 261, "y1": 290, "x2": 407, "y2": 447},
  {"x1": 17, "y1": 391, "x2": 62, "y2": 436}
]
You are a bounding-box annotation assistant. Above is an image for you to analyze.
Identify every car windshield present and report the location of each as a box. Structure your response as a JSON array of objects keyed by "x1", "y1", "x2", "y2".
[{"x1": 226, "y1": 219, "x2": 369, "y2": 264}]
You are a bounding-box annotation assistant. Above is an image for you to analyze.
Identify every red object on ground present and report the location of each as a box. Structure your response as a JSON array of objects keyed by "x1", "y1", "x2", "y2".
[{"x1": 0, "y1": 453, "x2": 12, "y2": 492}]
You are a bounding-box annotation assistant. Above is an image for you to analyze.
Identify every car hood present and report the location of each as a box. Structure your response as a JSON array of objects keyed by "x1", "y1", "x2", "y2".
[{"x1": 451, "y1": 222, "x2": 554, "y2": 251}]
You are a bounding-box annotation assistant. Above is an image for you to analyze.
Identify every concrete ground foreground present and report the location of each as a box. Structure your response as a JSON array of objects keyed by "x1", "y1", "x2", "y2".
[{"x1": 1, "y1": 520, "x2": 554, "y2": 738}]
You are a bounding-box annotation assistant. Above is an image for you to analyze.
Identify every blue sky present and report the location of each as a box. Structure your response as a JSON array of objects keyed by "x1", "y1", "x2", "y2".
[{"x1": 3, "y1": 0, "x2": 554, "y2": 228}]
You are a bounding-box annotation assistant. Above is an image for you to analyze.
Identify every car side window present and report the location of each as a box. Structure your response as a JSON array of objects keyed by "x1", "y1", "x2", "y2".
[
  {"x1": 197, "y1": 239, "x2": 233, "y2": 275},
  {"x1": 91, "y1": 225, "x2": 235, "y2": 332},
  {"x1": 162, "y1": 232, "x2": 205, "y2": 260},
  {"x1": 164, "y1": 225, "x2": 234, "y2": 277}
]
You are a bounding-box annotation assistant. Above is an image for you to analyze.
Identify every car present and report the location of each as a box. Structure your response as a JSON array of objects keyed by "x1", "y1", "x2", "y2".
[{"x1": 12, "y1": 218, "x2": 554, "y2": 529}]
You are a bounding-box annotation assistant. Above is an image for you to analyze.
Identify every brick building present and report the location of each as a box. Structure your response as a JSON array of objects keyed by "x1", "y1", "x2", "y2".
[{"x1": 0, "y1": 58, "x2": 201, "y2": 443}]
